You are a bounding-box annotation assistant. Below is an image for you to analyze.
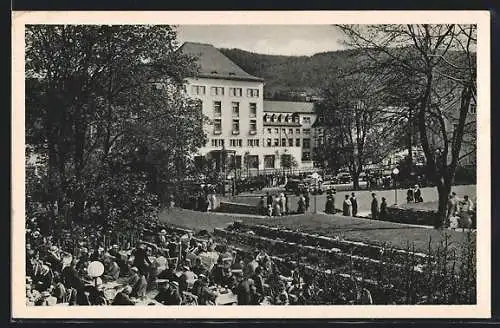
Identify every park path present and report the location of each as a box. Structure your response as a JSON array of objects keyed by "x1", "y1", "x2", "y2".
[{"x1": 232, "y1": 184, "x2": 476, "y2": 216}]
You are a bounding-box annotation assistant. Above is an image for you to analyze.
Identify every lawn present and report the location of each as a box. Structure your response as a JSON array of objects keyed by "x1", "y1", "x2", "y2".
[{"x1": 158, "y1": 208, "x2": 474, "y2": 254}]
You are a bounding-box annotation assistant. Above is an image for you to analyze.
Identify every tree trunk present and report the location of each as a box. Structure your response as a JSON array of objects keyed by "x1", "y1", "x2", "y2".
[
  {"x1": 352, "y1": 174, "x2": 360, "y2": 190},
  {"x1": 408, "y1": 105, "x2": 413, "y2": 168},
  {"x1": 436, "y1": 181, "x2": 451, "y2": 228}
]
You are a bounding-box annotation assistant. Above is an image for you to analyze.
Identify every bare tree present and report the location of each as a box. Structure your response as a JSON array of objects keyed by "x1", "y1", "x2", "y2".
[
  {"x1": 336, "y1": 24, "x2": 477, "y2": 227},
  {"x1": 316, "y1": 71, "x2": 387, "y2": 190}
]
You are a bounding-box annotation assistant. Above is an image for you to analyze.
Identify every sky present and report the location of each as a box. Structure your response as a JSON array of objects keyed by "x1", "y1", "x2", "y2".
[{"x1": 175, "y1": 25, "x2": 347, "y2": 56}]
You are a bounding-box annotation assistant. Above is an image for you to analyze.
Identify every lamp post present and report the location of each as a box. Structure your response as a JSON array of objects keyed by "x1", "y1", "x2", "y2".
[{"x1": 392, "y1": 168, "x2": 400, "y2": 205}]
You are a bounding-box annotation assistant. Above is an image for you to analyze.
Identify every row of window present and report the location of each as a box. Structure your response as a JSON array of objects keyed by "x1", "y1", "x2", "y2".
[
  {"x1": 266, "y1": 127, "x2": 312, "y2": 135},
  {"x1": 265, "y1": 138, "x2": 311, "y2": 148},
  {"x1": 263, "y1": 114, "x2": 312, "y2": 124},
  {"x1": 191, "y1": 85, "x2": 260, "y2": 98},
  {"x1": 210, "y1": 139, "x2": 260, "y2": 148},
  {"x1": 209, "y1": 138, "x2": 311, "y2": 148},
  {"x1": 213, "y1": 101, "x2": 257, "y2": 118},
  {"x1": 213, "y1": 119, "x2": 257, "y2": 135}
]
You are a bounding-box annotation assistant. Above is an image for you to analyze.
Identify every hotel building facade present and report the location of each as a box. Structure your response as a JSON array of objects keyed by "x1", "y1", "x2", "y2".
[{"x1": 180, "y1": 42, "x2": 319, "y2": 175}]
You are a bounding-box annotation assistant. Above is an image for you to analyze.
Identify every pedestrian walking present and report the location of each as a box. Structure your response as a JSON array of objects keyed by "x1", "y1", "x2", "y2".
[
  {"x1": 266, "y1": 192, "x2": 273, "y2": 209},
  {"x1": 445, "y1": 192, "x2": 458, "y2": 227},
  {"x1": 258, "y1": 196, "x2": 266, "y2": 216},
  {"x1": 208, "y1": 187, "x2": 217, "y2": 211},
  {"x1": 371, "y1": 193, "x2": 379, "y2": 220},
  {"x1": 279, "y1": 193, "x2": 286, "y2": 216},
  {"x1": 458, "y1": 195, "x2": 474, "y2": 229},
  {"x1": 297, "y1": 194, "x2": 306, "y2": 214},
  {"x1": 380, "y1": 197, "x2": 388, "y2": 220},
  {"x1": 407, "y1": 188, "x2": 414, "y2": 203},
  {"x1": 283, "y1": 193, "x2": 289, "y2": 215},
  {"x1": 350, "y1": 192, "x2": 358, "y2": 217},
  {"x1": 325, "y1": 196, "x2": 334, "y2": 214},
  {"x1": 414, "y1": 185, "x2": 422, "y2": 203},
  {"x1": 273, "y1": 195, "x2": 281, "y2": 216},
  {"x1": 331, "y1": 189, "x2": 336, "y2": 213},
  {"x1": 304, "y1": 191, "x2": 310, "y2": 212},
  {"x1": 343, "y1": 195, "x2": 352, "y2": 216},
  {"x1": 267, "y1": 204, "x2": 273, "y2": 217}
]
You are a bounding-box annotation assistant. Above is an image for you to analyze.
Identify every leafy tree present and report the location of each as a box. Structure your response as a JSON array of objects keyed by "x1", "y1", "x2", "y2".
[
  {"x1": 25, "y1": 25, "x2": 206, "y2": 234},
  {"x1": 337, "y1": 24, "x2": 477, "y2": 227},
  {"x1": 280, "y1": 152, "x2": 298, "y2": 174}
]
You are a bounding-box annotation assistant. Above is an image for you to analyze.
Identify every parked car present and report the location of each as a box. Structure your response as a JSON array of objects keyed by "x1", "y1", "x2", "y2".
[
  {"x1": 285, "y1": 179, "x2": 306, "y2": 195},
  {"x1": 336, "y1": 172, "x2": 352, "y2": 184},
  {"x1": 309, "y1": 184, "x2": 324, "y2": 195},
  {"x1": 321, "y1": 180, "x2": 337, "y2": 192}
]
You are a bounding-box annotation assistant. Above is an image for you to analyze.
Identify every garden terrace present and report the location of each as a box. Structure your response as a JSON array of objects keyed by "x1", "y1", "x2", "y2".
[
  {"x1": 228, "y1": 221, "x2": 432, "y2": 265},
  {"x1": 158, "y1": 208, "x2": 472, "y2": 254}
]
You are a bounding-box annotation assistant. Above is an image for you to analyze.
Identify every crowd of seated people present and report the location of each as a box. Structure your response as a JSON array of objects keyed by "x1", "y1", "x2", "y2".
[{"x1": 25, "y1": 216, "x2": 376, "y2": 306}]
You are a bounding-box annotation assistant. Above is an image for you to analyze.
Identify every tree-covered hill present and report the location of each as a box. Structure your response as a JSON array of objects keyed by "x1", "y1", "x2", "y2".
[{"x1": 219, "y1": 47, "x2": 364, "y2": 100}]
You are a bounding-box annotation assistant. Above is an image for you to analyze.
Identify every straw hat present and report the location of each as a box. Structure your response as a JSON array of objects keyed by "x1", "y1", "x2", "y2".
[
  {"x1": 160, "y1": 229, "x2": 167, "y2": 235},
  {"x1": 130, "y1": 267, "x2": 139, "y2": 273}
]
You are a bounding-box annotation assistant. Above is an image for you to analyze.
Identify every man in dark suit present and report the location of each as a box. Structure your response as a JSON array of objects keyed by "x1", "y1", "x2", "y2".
[
  {"x1": 132, "y1": 244, "x2": 152, "y2": 276},
  {"x1": 251, "y1": 266, "x2": 265, "y2": 295},
  {"x1": 234, "y1": 272, "x2": 252, "y2": 305},
  {"x1": 112, "y1": 286, "x2": 135, "y2": 305},
  {"x1": 371, "y1": 193, "x2": 379, "y2": 220},
  {"x1": 350, "y1": 192, "x2": 358, "y2": 217}
]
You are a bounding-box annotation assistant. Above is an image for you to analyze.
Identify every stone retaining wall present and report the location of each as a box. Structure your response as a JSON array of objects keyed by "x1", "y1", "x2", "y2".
[{"x1": 214, "y1": 202, "x2": 262, "y2": 216}]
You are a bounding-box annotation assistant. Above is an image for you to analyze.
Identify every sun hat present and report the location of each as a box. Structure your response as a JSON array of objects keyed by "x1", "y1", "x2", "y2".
[{"x1": 130, "y1": 267, "x2": 139, "y2": 273}]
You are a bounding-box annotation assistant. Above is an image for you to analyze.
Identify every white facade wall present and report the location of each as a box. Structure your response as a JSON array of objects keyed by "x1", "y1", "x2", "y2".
[{"x1": 184, "y1": 77, "x2": 317, "y2": 171}]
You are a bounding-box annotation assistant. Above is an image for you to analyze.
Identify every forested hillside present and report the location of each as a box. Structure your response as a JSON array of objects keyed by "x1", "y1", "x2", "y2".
[{"x1": 219, "y1": 47, "x2": 364, "y2": 100}]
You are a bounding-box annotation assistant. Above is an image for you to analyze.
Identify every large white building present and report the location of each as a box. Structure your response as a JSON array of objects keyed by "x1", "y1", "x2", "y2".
[{"x1": 179, "y1": 42, "x2": 319, "y2": 175}]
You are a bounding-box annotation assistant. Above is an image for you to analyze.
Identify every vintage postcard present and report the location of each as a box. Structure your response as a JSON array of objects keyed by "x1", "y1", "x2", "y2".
[{"x1": 12, "y1": 10, "x2": 491, "y2": 319}]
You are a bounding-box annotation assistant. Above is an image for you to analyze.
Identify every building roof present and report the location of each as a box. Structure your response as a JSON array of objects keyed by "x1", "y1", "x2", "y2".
[
  {"x1": 263, "y1": 100, "x2": 316, "y2": 114},
  {"x1": 178, "y1": 42, "x2": 264, "y2": 82}
]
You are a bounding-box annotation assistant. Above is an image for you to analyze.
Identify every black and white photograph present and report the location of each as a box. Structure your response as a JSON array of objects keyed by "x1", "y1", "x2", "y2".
[{"x1": 12, "y1": 11, "x2": 490, "y2": 319}]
